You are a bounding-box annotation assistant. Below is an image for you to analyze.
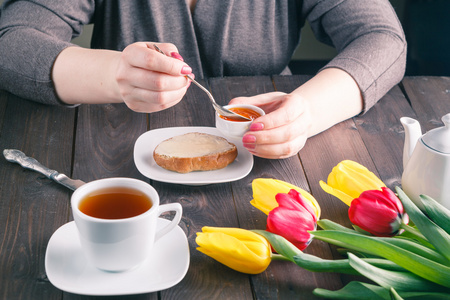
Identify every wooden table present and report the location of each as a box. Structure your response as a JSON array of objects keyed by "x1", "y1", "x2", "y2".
[{"x1": 0, "y1": 75, "x2": 449, "y2": 299}]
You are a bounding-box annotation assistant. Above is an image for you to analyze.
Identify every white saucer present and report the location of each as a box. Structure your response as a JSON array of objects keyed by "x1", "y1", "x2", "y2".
[
  {"x1": 45, "y1": 219, "x2": 189, "y2": 296},
  {"x1": 134, "y1": 126, "x2": 253, "y2": 185}
]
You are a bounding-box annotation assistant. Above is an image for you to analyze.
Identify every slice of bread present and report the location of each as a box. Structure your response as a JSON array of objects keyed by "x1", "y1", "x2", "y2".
[{"x1": 153, "y1": 132, "x2": 238, "y2": 173}]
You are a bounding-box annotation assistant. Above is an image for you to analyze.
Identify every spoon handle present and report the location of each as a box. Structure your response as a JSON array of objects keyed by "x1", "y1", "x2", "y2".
[
  {"x1": 3, "y1": 149, "x2": 85, "y2": 190},
  {"x1": 3, "y1": 149, "x2": 57, "y2": 178}
]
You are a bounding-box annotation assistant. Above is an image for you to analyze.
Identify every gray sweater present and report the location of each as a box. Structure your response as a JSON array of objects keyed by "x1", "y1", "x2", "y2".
[{"x1": 0, "y1": 0, "x2": 406, "y2": 113}]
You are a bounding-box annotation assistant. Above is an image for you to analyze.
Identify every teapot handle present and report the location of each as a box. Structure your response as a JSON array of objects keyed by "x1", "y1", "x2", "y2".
[{"x1": 400, "y1": 117, "x2": 422, "y2": 169}]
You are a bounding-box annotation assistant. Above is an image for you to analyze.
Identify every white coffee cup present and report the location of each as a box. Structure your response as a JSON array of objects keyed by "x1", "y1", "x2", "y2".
[{"x1": 71, "y1": 177, "x2": 182, "y2": 272}]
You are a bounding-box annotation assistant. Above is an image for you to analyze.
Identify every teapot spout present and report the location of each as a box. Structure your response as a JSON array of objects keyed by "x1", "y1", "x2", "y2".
[{"x1": 400, "y1": 117, "x2": 422, "y2": 169}]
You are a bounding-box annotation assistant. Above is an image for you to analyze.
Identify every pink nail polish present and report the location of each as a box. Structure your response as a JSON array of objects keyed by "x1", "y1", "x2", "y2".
[
  {"x1": 249, "y1": 122, "x2": 264, "y2": 131},
  {"x1": 242, "y1": 134, "x2": 256, "y2": 143},
  {"x1": 181, "y1": 66, "x2": 192, "y2": 75},
  {"x1": 170, "y1": 52, "x2": 184, "y2": 61}
]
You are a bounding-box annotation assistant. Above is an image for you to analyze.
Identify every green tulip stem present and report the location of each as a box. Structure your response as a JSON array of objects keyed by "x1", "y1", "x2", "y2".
[
  {"x1": 271, "y1": 253, "x2": 292, "y2": 262},
  {"x1": 252, "y1": 230, "x2": 301, "y2": 262},
  {"x1": 400, "y1": 222, "x2": 427, "y2": 241}
]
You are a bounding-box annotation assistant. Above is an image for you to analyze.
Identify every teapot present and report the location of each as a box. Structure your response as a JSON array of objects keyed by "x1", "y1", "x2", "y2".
[{"x1": 400, "y1": 113, "x2": 450, "y2": 209}]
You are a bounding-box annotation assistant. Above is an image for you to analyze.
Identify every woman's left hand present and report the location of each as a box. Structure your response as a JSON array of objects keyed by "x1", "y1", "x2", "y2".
[{"x1": 229, "y1": 92, "x2": 312, "y2": 159}]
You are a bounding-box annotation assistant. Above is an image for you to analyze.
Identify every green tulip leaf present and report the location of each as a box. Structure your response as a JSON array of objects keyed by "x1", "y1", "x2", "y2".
[
  {"x1": 293, "y1": 251, "x2": 405, "y2": 274},
  {"x1": 353, "y1": 225, "x2": 372, "y2": 235},
  {"x1": 348, "y1": 253, "x2": 446, "y2": 292},
  {"x1": 399, "y1": 225, "x2": 434, "y2": 248},
  {"x1": 396, "y1": 187, "x2": 450, "y2": 261},
  {"x1": 398, "y1": 292, "x2": 450, "y2": 299},
  {"x1": 311, "y1": 230, "x2": 450, "y2": 288},
  {"x1": 379, "y1": 237, "x2": 448, "y2": 265},
  {"x1": 389, "y1": 288, "x2": 403, "y2": 300},
  {"x1": 314, "y1": 281, "x2": 450, "y2": 300},
  {"x1": 318, "y1": 219, "x2": 355, "y2": 233},
  {"x1": 317, "y1": 219, "x2": 447, "y2": 264},
  {"x1": 313, "y1": 281, "x2": 390, "y2": 299},
  {"x1": 337, "y1": 248, "x2": 381, "y2": 259},
  {"x1": 420, "y1": 194, "x2": 450, "y2": 235}
]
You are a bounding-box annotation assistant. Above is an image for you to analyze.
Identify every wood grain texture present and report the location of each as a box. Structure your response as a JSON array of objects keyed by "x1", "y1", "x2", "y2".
[
  {"x1": 149, "y1": 78, "x2": 215, "y2": 129},
  {"x1": 72, "y1": 103, "x2": 148, "y2": 183},
  {"x1": 0, "y1": 94, "x2": 75, "y2": 300},
  {"x1": 402, "y1": 76, "x2": 450, "y2": 132}
]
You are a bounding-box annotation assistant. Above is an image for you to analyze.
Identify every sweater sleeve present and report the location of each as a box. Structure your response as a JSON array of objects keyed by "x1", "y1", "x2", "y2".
[
  {"x1": 0, "y1": 0, "x2": 95, "y2": 105},
  {"x1": 302, "y1": 0, "x2": 407, "y2": 113}
]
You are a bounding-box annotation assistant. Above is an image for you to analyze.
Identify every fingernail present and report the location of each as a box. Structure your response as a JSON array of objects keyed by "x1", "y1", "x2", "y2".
[
  {"x1": 170, "y1": 52, "x2": 184, "y2": 61},
  {"x1": 243, "y1": 143, "x2": 256, "y2": 150},
  {"x1": 249, "y1": 122, "x2": 264, "y2": 131},
  {"x1": 242, "y1": 134, "x2": 256, "y2": 143},
  {"x1": 181, "y1": 66, "x2": 192, "y2": 75}
]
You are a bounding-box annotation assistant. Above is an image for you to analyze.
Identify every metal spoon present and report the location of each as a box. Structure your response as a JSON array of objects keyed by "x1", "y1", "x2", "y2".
[{"x1": 152, "y1": 44, "x2": 251, "y2": 121}]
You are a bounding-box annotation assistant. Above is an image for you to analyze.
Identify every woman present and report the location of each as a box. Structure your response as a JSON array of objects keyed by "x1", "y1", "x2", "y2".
[{"x1": 0, "y1": 0, "x2": 406, "y2": 159}]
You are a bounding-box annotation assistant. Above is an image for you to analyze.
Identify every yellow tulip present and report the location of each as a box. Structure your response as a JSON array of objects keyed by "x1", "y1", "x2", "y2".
[
  {"x1": 319, "y1": 160, "x2": 386, "y2": 206},
  {"x1": 250, "y1": 178, "x2": 321, "y2": 218},
  {"x1": 196, "y1": 226, "x2": 271, "y2": 274}
]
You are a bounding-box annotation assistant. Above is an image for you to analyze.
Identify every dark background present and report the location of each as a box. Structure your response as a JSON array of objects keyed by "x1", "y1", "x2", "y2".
[{"x1": 290, "y1": 0, "x2": 450, "y2": 76}]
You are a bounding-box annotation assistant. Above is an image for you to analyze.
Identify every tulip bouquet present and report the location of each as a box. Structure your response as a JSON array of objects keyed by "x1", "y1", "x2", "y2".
[{"x1": 195, "y1": 160, "x2": 450, "y2": 299}]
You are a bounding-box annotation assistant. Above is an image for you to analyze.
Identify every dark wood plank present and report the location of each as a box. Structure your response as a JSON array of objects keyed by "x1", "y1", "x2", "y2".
[
  {"x1": 149, "y1": 83, "x2": 254, "y2": 299},
  {"x1": 0, "y1": 93, "x2": 76, "y2": 300},
  {"x1": 211, "y1": 75, "x2": 277, "y2": 106},
  {"x1": 149, "y1": 78, "x2": 215, "y2": 129},
  {"x1": 402, "y1": 76, "x2": 450, "y2": 132},
  {"x1": 71, "y1": 103, "x2": 148, "y2": 183}
]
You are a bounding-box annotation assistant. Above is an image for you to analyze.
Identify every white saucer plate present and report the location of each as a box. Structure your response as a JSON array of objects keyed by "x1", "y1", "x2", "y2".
[
  {"x1": 134, "y1": 126, "x2": 254, "y2": 185},
  {"x1": 45, "y1": 219, "x2": 189, "y2": 296}
]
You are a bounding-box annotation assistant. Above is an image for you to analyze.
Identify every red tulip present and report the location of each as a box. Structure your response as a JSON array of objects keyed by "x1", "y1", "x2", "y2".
[
  {"x1": 349, "y1": 187, "x2": 409, "y2": 237},
  {"x1": 266, "y1": 189, "x2": 317, "y2": 251}
]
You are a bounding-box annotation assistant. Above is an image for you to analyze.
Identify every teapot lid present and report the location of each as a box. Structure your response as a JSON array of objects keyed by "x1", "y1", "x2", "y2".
[{"x1": 422, "y1": 113, "x2": 450, "y2": 154}]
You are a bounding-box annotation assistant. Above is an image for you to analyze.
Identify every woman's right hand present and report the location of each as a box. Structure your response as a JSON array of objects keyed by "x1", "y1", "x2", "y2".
[{"x1": 115, "y1": 42, "x2": 193, "y2": 113}]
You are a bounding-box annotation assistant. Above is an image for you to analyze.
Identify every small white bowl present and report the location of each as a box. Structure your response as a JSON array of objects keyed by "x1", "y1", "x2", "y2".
[{"x1": 215, "y1": 104, "x2": 265, "y2": 142}]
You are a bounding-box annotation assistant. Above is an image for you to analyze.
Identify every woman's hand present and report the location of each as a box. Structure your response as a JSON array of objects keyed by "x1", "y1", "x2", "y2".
[
  {"x1": 115, "y1": 42, "x2": 193, "y2": 112},
  {"x1": 228, "y1": 68, "x2": 364, "y2": 160},
  {"x1": 53, "y1": 42, "x2": 193, "y2": 113},
  {"x1": 229, "y1": 92, "x2": 313, "y2": 159}
]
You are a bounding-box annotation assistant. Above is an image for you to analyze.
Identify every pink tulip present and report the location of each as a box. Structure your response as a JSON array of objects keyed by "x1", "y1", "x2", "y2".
[
  {"x1": 266, "y1": 189, "x2": 317, "y2": 251},
  {"x1": 349, "y1": 187, "x2": 409, "y2": 237}
]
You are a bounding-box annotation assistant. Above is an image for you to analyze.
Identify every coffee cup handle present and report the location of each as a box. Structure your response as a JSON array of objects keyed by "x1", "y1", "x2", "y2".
[{"x1": 155, "y1": 203, "x2": 183, "y2": 242}]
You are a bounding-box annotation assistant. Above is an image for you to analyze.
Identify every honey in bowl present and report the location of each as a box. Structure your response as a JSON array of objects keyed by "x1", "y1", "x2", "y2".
[
  {"x1": 79, "y1": 187, "x2": 152, "y2": 219},
  {"x1": 220, "y1": 107, "x2": 261, "y2": 122}
]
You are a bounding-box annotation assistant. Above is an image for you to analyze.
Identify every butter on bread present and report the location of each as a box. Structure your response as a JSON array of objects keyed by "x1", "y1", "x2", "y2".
[{"x1": 153, "y1": 132, "x2": 238, "y2": 173}]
